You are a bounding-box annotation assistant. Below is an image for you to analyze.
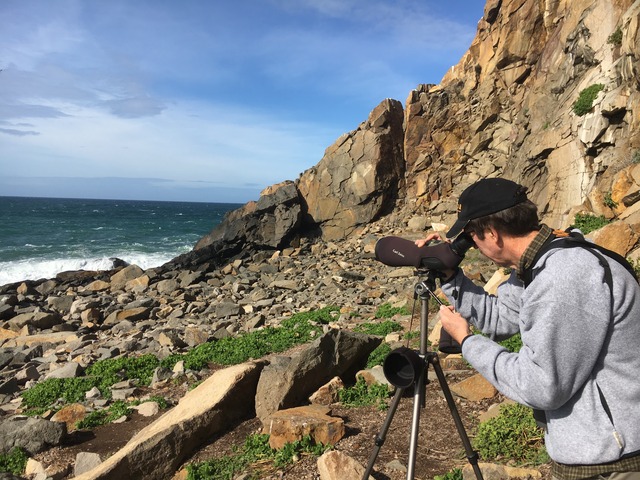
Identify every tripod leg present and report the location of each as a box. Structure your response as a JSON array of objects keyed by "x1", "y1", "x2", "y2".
[
  {"x1": 428, "y1": 354, "x2": 484, "y2": 480},
  {"x1": 362, "y1": 387, "x2": 405, "y2": 480},
  {"x1": 406, "y1": 362, "x2": 425, "y2": 480}
]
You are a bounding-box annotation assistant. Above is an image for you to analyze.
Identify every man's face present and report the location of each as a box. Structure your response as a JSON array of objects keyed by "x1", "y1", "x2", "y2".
[{"x1": 467, "y1": 228, "x2": 511, "y2": 268}]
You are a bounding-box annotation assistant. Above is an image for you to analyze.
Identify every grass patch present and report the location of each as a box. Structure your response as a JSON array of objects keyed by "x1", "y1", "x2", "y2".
[
  {"x1": 22, "y1": 307, "x2": 339, "y2": 416},
  {"x1": 603, "y1": 192, "x2": 618, "y2": 209},
  {"x1": 435, "y1": 468, "x2": 463, "y2": 480},
  {"x1": 499, "y1": 334, "x2": 523, "y2": 353},
  {"x1": 186, "y1": 434, "x2": 330, "y2": 480},
  {"x1": 86, "y1": 354, "x2": 160, "y2": 392},
  {"x1": 365, "y1": 343, "x2": 392, "y2": 368},
  {"x1": 375, "y1": 303, "x2": 410, "y2": 318},
  {"x1": 76, "y1": 400, "x2": 133, "y2": 430},
  {"x1": 338, "y1": 377, "x2": 391, "y2": 410},
  {"x1": 474, "y1": 403, "x2": 548, "y2": 465},
  {"x1": 21, "y1": 377, "x2": 99, "y2": 410},
  {"x1": 0, "y1": 448, "x2": 28, "y2": 476},
  {"x1": 21, "y1": 355, "x2": 162, "y2": 412},
  {"x1": 162, "y1": 307, "x2": 338, "y2": 370},
  {"x1": 354, "y1": 320, "x2": 402, "y2": 337}
]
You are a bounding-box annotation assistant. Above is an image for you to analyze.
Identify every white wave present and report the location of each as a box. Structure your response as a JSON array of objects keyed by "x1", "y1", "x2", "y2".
[{"x1": 0, "y1": 252, "x2": 181, "y2": 287}]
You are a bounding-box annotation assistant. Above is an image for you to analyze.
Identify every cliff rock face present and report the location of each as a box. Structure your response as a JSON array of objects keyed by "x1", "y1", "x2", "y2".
[
  {"x1": 191, "y1": 0, "x2": 640, "y2": 263},
  {"x1": 406, "y1": 0, "x2": 640, "y2": 230}
]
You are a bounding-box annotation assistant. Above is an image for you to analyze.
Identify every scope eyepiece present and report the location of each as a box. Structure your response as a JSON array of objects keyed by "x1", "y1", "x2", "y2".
[{"x1": 450, "y1": 232, "x2": 475, "y2": 257}]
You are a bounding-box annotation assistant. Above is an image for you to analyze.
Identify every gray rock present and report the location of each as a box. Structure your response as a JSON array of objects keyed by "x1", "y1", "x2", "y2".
[
  {"x1": 0, "y1": 416, "x2": 67, "y2": 454},
  {"x1": 8, "y1": 311, "x2": 62, "y2": 330},
  {"x1": 215, "y1": 302, "x2": 242, "y2": 318},
  {"x1": 44, "y1": 362, "x2": 83, "y2": 380},
  {"x1": 74, "y1": 452, "x2": 102, "y2": 477},
  {"x1": 255, "y1": 329, "x2": 381, "y2": 421}
]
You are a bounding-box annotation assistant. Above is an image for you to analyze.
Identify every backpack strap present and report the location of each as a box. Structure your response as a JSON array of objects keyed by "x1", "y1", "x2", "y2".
[{"x1": 522, "y1": 229, "x2": 638, "y2": 288}]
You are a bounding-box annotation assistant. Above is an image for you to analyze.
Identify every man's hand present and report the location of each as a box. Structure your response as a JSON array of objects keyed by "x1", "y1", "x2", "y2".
[
  {"x1": 415, "y1": 233, "x2": 443, "y2": 248},
  {"x1": 415, "y1": 234, "x2": 457, "y2": 280},
  {"x1": 439, "y1": 305, "x2": 473, "y2": 345}
]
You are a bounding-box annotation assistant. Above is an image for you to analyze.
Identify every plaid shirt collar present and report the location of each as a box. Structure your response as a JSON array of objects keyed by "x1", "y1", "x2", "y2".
[{"x1": 516, "y1": 224, "x2": 553, "y2": 280}]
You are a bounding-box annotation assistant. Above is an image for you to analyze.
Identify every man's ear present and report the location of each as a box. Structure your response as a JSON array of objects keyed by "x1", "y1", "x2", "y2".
[{"x1": 488, "y1": 226, "x2": 503, "y2": 246}]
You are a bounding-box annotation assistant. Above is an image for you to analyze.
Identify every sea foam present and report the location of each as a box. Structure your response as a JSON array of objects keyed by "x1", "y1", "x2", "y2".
[{"x1": 0, "y1": 252, "x2": 176, "y2": 287}]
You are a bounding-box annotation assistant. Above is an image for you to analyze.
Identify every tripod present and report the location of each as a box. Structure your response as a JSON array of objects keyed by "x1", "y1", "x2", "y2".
[{"x1": 362, "y1": 270, "x2": 484, "y2": 480}]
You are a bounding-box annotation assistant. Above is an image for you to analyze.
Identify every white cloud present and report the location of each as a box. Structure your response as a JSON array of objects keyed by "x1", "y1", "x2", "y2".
[
  {"x1": 0, "y1": 98, "x2": 339, "y2": 191},
  {"x1": 0, "y1": 0, "x2": 482, "y2": 202}
]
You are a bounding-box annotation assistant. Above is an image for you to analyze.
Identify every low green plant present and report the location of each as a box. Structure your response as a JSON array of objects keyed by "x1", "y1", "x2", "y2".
[
  {"x1": 272, "y1": 435, "x2": 329, "y2": 468},
  {"x1": 76, "y1": 400, "x2": 133, "y2": 430},
  {"x1": 375, "y1": 303, "x2": 411, "y2": 318},
  {"x1": 355, "y1": 320, "x2": 402, "y2": 336},
  {"x1": 162, "y1": 306, "x2": 339, "y2": 370},
  {"x1": 22, "y1": 307, "x2": 339, "y2": 414},
  {"x1": 498, "y1": 333, "x2": 523, "y2": 353},
  {"x1": 186, "y1": 434, "x2": 329, "y2": 480},
  {"x1": 338, "y1": 377, "x2": 391, "y2": 410},
  {"x1": 21, "y1": 377, "x2": 98, "y2": 409},
  {"x1": 572, "y1": 213, "x2": 609, "y2": 234},
  {"x1": 474, "y1": 403, "x2": 548, "y2": 465},
  {"x1": 86, "y1": 354, "x2": 161, "y2": 392},
  {"x1": 22, "y1": 355, "x2": 163, "y2": 412},
  {"x1": 632, "y1": 150, "x2": 640, "y2": 164},
  {"x1": 626, "y1": 258, "x2": 640, "y2": 279},
  {"x1": 404, "y1": 330, "x2": 420, "y2": 340},
  {"x1": 366, "y1": 343, "x2": 392, "y2": 368},
  {"x1": 603, "y1": 191, "x2": 618, "y2": 209},
  {"x1": 435, "y1": 467, "x2": 463, "y2": 480},
  {"x1": 0, "y1": 447, "x2": 29, "y2": 476},
  {"x1": 607, "y1": 26, "x2": 623, "y2": 46},
  {"x1": 137, "y1": 395, "x2": 169, "y2": 409},
  {"x1": 572, "y1": 84, "x2": 604, "y2": 116}
]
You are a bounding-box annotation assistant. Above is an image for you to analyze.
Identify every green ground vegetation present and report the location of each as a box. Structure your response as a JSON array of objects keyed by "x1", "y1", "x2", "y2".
[
  {"x1": 374, "y1": 303, "x2": 411, "y2": 318},
  {"x1": 474, "y1": 403, "x2": 548, "y2": 465},
  {"x1": 434, "y1": 468, "x2": 463, "y2": 480},
  {"x1": 186, "y1": 434, "x2": 330, "y2": 480},
  {"x1": 337, "y1": 377, "x2": 391, "y2": 410},
  {"x1": 0, "y1": 448, "x2": 28, "y2": 476},
  {"x1": 21, "y1": 307, "x2": 340, "y2": 415}
]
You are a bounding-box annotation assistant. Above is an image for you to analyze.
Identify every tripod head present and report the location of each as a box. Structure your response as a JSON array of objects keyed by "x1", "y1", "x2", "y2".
[{"x1": 382, "y1": 268, "x2": 462, "y2": 390}]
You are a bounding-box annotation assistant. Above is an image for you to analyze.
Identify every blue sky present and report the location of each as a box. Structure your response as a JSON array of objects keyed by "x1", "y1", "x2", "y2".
[{"x1": 0, "y1": 0, "x2": 484, "y2": 203}]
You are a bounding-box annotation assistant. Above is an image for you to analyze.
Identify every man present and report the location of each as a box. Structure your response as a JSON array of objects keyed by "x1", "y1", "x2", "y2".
[{"x1": 418, "y1": 178, "x2": 640, "y2": 479}]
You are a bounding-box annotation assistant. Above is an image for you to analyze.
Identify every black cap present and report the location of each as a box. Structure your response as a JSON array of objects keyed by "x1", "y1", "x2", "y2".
[{"x1": 446, "y1": 178, "x2": 528, "y2": 238}]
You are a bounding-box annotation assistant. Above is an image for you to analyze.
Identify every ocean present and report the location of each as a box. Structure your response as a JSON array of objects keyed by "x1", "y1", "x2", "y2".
[{"x1": 0, "y1": 196, "x2": 242, "y2": 287}]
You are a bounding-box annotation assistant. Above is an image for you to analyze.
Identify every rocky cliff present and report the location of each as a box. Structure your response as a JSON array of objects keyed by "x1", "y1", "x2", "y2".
[{"x1": 182, "y1": 0, "x2": 640, "y2": 267}]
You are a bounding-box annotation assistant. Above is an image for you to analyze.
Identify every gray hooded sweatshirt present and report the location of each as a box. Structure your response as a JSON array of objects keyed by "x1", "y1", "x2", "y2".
[{"x1": 441, "y1": 243, "x2": 640, "y2": 465}]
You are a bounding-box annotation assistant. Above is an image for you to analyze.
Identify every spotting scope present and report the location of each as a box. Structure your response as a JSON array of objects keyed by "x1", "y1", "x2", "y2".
[{"x1": 374, "y1": 233, "x2": 474, "y2": 271}]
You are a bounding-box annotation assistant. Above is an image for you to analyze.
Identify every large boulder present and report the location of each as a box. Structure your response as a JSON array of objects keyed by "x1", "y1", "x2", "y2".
[
  {"x1": 255, "y1": 329, "x2": 381, "y2": 422},
  {"x1": 72, "y1": 361, "x2": 265, "y2": 480},
  {"x1": 297, "y1": 98, "x2": 405, "y2": 241}
]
